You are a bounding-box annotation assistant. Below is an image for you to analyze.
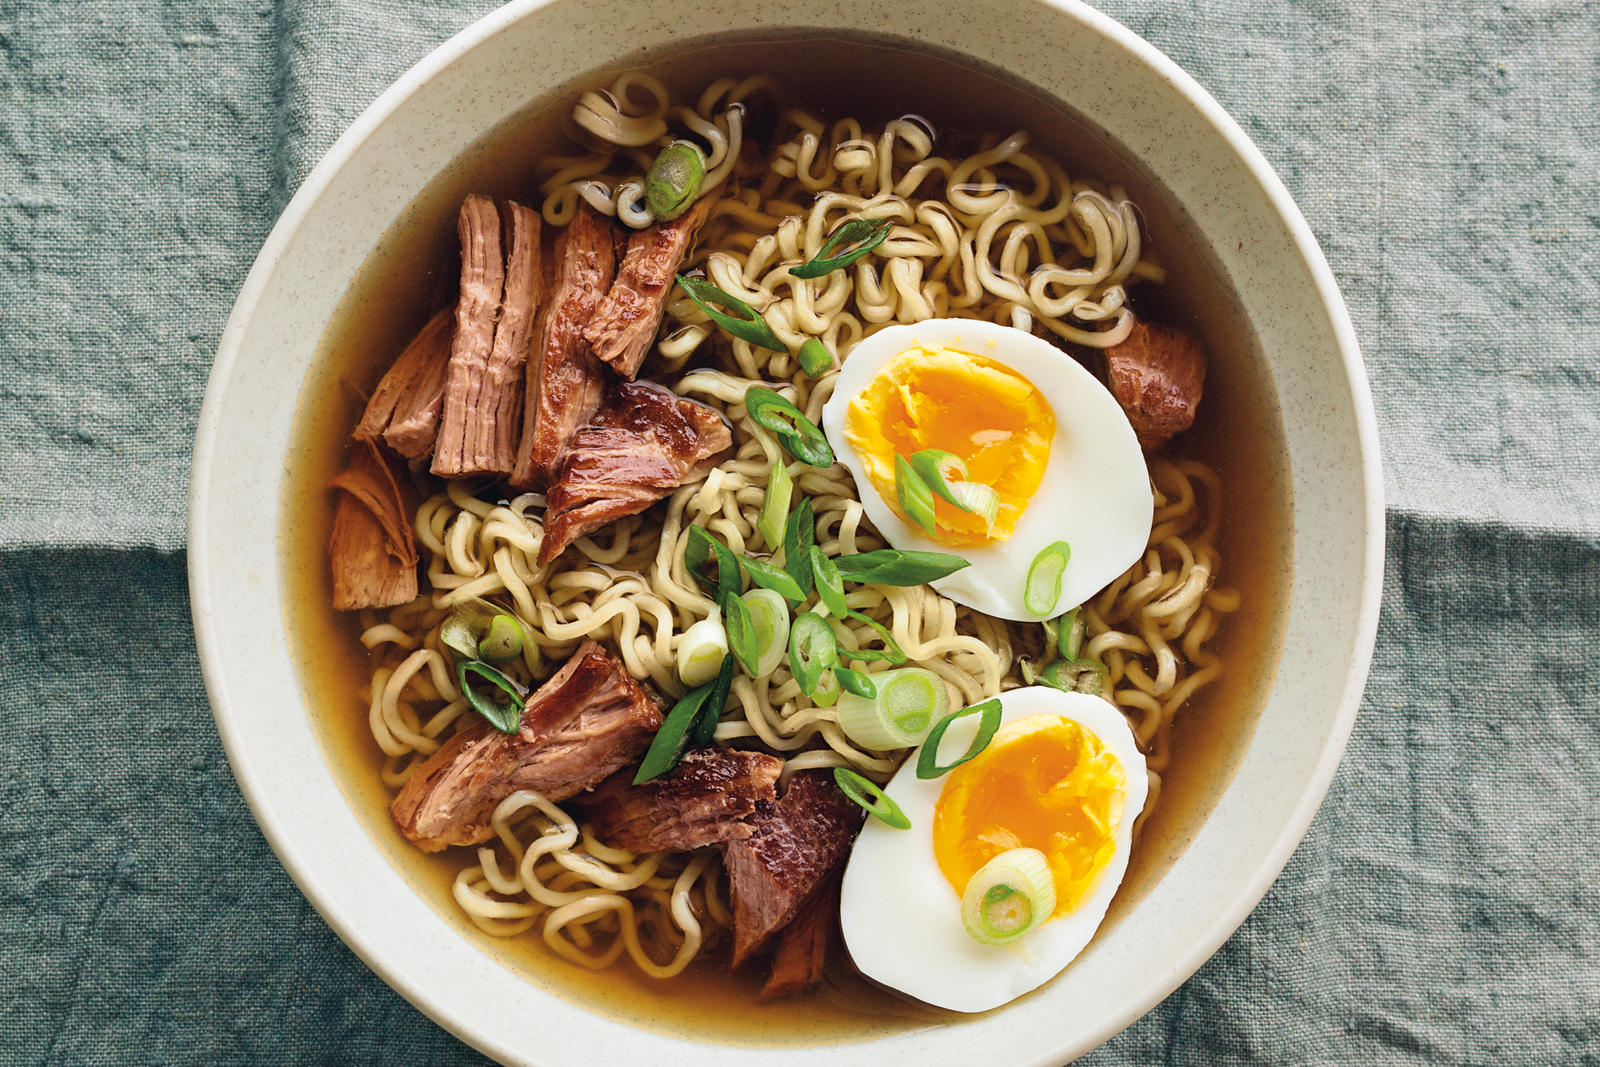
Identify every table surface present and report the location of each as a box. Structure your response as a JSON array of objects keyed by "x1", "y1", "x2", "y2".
[{"x1": 2, "y1": 1, "x2": 1596, "y2": 1063}]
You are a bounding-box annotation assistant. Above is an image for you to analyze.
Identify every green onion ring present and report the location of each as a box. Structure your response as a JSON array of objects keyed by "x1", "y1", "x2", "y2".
[
  {"x1": 894, "y1": 454, "x2": 937, "y2": 534},
  {"x1": 635, "y1": 677, "x2": 717, "y2": 783},
  {"x1": 745, "y1": 386, "x2": 834, "y2": 467},
  {"x1": 457, "y1": 659, "x2": 525, "y2": 734},
  {"x1": 690, "y1": 653, "x2": 737, "y2": 747},
  {"x1": 842, "y1": 609, "x2": 908, "y2": 666},
  {"x1": 790, "y1": 218, "x2": 894, "y2": 280},
  {"x1": 834, "y1": 666, "x2": 878, "y2": 699},
  {"x1": 788, "y1": 612, "x2": 838, "y2": 697},
  {"x1": 722, "y1": 590, "x2": 761, "y2": 677},
  {"x1": 1024, "y1": 539, "x2": 1073, "y2": 617},
  {"x1": 833, "y1": 767, "x2": 911, "y2": 829},
  {"x1": 741, "y1": 554, "x2": 805, "y2": 603},
  {"x1": 809, "y1": 546, "x2": 849, "y2": 616},
  {"x1": 796, "y1": 337, "x2": 835, "y2": 377},
  {"x1": 916, "y1": 697, "x2": 1004, "y2": 779},
  {"x1": 782, "y1": 497, "x2": 816, "y2": 595},
  {"x1": 676, "y1": 274, "x2": 786, "y2": 351},
  {"x1": 685, "y1": 526, "x2": 742, "y2": 604}
]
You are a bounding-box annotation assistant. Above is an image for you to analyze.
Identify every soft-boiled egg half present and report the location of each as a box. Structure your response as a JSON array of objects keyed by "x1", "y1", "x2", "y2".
[
  {"x1": 839, "y1": 688, "x2": 1148, "y2": 1012},
  {"x1": 820, "y1": 319, "x2": 1152, "y2": 620}
]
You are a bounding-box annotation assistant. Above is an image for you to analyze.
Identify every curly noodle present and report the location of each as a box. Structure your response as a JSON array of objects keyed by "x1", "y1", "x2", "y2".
[{"x1": 349, "y1": 72, "x2": 1237, "y2": 980}]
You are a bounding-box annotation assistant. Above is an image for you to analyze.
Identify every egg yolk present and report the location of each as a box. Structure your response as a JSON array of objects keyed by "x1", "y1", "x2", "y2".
[
  {"x1": 843, "y1": 345, "x2": 1055, "y2": 547},
  {"x1": 932, "y1": 715, "x2": 1125, "y2": 919}
]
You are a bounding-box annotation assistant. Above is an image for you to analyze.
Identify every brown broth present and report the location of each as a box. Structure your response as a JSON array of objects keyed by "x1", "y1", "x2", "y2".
[{"x1": 281, "y1": 30, "x2": 1291, "y2": 1045}]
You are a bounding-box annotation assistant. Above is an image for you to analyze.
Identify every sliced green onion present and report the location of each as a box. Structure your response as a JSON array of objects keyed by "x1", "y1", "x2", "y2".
[
  {"x1": 1019, "y1": 657, "x2": 1039, "y2": 685},
  {"x1": 676, "y1": 275, "x2": 786, "y2": 351},
  {"x1": 478, "y1": 614, "x2": 524, "y2": 663},
  {"x1": 788, "y1": 612, "x2": 839, "y2": 697},
  {"x1": 894, "y1": 454, "x2": 937, "y2": 535},
  {"x1": 833, "y1": 767, "x2": 911, "y2": 829},
  {"x1": 835, "y1": 666, "x2": 877, "y2": 698},
  {"x1": 809, "y1": 546, "x2": 848, "y2": 617},
  {"x1": 741, "y1": 588, "x2": 792, "y2": 677},
  {"x1": 758, "y1": 460, "x2": 793, "y2": 551},
  {"x1": 841, "y1": 609, "x2": 908, "y2": 666},
  {"x1": 685, "y1": 525, "x2": 742, "y2": 604},
  {"x1": 908, "y1": 449, "x2": 1000, "y2": 532},
  {"x1": 645, "y1": 140, "x2": 706, "y2": 221},
  {"x1": 690, "y1": 652, "x2": 737, "y2": 746},
  {"x1": 1040, "y1": 657, "x2": 1108, "y2": 697},
  {"x1": 790, "y1": 218, "x2": 894, "y2": 280},
  {"x1": 741, "y1": 555, "x2": 805, "y2": 603},
  {"x1": 835, "y1": 667, "x2": 948, "y2": 750},
  {"x1": 1057, "y1": 608, "x2": 1086, "y2": 660},
  {"x1": 960, "y1": 848, "x2": 1057, "y2": 946},
  {"x1": 457, "y1": 660, "x2": 525, "y2": 734},
  {"x1": 917, "y1": 697, "x2": 1004, "y2": 779},
  {"x1": 635, "y1": 678, "x2": 716, "y2": 784},
  {"x1": 745, "y1": 386, "x2": 834, "y2": 467},
  {"x1": 1024, "y1": 540, "x2": 1072, "y2": 617},
  {"x1": 676, "y1": 616, "x2": 728, "y2": 687},
  {"x1": 440, "y1": 615, "x2": 480, "y2": 659},
  {"x1": 811, "y1": 665, "x2": 841, "y2": 708},
  {"x1": 782, "y1": 497, "x2": 816, "y2": 596},
  {"x1": 835, "y1": 548, "x2": 971, "y2": 586},
  {"x1": 796, "y1": 337, "x2": 834, "y2": 377},
  {"x1": 948, "y1": 481, "x2": 1001, "y2": 531},
  {"x1": 722, "y1": 590, "x2": 761, "y2": 677}
]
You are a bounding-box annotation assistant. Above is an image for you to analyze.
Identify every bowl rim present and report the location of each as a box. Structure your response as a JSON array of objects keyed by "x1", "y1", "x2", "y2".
[{"x1": 188, "y1": 0, "x2": 1384, "y2": 1061}]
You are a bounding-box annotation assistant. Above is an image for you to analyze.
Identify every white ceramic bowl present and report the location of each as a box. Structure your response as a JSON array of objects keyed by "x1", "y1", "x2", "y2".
[{"x1": 189, "y1": 1, "x2": 1383, "y2": 1063}]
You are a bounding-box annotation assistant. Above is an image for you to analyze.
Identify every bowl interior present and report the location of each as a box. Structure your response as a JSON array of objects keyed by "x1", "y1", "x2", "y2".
[{"x1": 190, "y1": 2, "x2": 1379, "y2": 1064}]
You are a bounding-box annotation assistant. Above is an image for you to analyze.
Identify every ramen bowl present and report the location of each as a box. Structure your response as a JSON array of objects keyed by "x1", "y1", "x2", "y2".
[{"x1": 188, "y1": 0, "x2": 1382, "y2": 1063}]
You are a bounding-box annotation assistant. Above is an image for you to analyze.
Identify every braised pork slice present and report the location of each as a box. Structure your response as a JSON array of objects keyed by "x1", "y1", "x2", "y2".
[
  {"x1": 724, "y1": 771, "x2": 864, "y2": 968},
  {"x1": 328, "y1": 438, "x2": 419, "y2": 610},
  {"x1": 512, "y1": 205, "x2": 621, "y2": 489},
  {"x1": 353, "y1": 305, "x2": 455, "y2": 461},
  {"x1": 583, "y1": 193, "x2": 717, "y2": 380},
  {"x1": 1103, "y1": 319, "x2": 1206, "y2": 450},
  {"x1": 391, "y1": 641, "x2": 662, "y2": 851},
  {"x1": 573, "y1": 749, "x2": 782, "y2": 853},
  {"x1": 759, "y1": 881, "x2": 836, "y2": 1000},
  {"x1": 539, "y1": 380, "x2": 732, "y2": 566},
  {"x1": 433, "y1": 197, "x2": 543, "y2": 477}
]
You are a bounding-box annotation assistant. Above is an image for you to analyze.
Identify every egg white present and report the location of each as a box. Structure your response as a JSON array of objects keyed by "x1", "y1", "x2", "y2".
[
  {"x1": 838, "y1": 687, "x2": 1148, "y2": 1013},
  {"x1": 821, "y1": 318, "x2": 1152, "y2": 621}
]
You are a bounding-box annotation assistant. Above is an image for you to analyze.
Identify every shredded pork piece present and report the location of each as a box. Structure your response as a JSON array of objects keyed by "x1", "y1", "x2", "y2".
[
  {"x1": 583, "y1": 193, "x2": 717, "y2": 379},
  {"x1": 759, "y1": 881, "x2": 836, "y2": 1000},
  {"x1": 327, "y1": 438, "x2": 419, "y2": 610},
  {"x1": 538, "y1": 380, "x2": 732, "y2": 566},
  {"x1": 390, "y1": 641, "x2": 661, "y2": 851},
  {"x1": 571, "y1": 749, "x2": 783, "y2": 853},
  {"x1": 1103, "y1": 319, "x2": 1206, "y2": 450},
  {"x1": 432, "y1": 197, "x2": 544, "y2": 477},
  {"x1": 353, "y1": 305, "x2": 455, "y2": 460},
  {"x1": 724, "y1": 771, "x2": 864, "y2": 968},
  {"x1": 512, "y1": 204, "x2": 621, "y2": 489}
]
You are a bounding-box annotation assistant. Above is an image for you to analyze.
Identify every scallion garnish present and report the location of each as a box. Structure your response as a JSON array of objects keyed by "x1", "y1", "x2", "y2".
[
  {"x1": 835, "y1": 666, "x2": 877, "y2": 699},
  {"x1": 1039, "y1": 657, "x2": 1108, "y2": 697},
  {"x1": 781, "y1": 497, "x2": 816, "y2": 596},
  {"x1": 740, "y1": 588, "x2": 792, "y2": 677},
  {"x1": 722, "y1": 590, "x2": 762, "y2": 677},
  {"x1": 811, "y1": 666, "x2": 841, "y2": 708},
  {"x1": 757, "y1": 460, "x2": 793, "y2": 551},
  {"x1": 676, "y1": 616, "x2": 729, "y2": 687},
  {"x1": 685, "y1": 525, "x2": 742, "y2": 604},
  {"x1": 841, "y1": 609, "x2": 908, "y2": 665},
  {"x1": 835, "y1": 666, "x2": 948, "y2": 750},
  {"x1": 960, "y1": 848, "x2": 1057, "y2": 946},
  {"x1": 808, "y1": 546, "x2": 849, "y2": 616},
  {"x1": 440, "y1": 615, "x2": 480, "y2": 660},
  {"x1": 635, "y1": 672, "x2": 719, "y2": 783},
  {"x1": 690, "y1": 653, "x2": 737, "y2": 747},
  {"x1": 790, "y1": 218, "x2": 894, "y2": 280},
  {"x1": 788, "y1": 612, "x2": 838, "y2": 697},
  {"x1": 833, "y1": 767, "x2": 911, "y2": 829},
  {"x1": 894, "y1": 454, "x2": 937, "y2": 535},
  {"x1": 457, "y1": 659, "x2": 525, "y2": 734},
  {"x1": 834, "y1": 548, "x2": 971, "y2": 587},
  {"x1": 1057, "y1": 607, "x2": 1085, "y2": 660},
  {"x1": 796, "y1": 337, "x2": 834, "y2": 377},
  {"x1": 916, "y1": 697, "x2": 1004, "y2": 778},
  {"x1": 745, "y1": 386, "x2": 834, "y2": 467},
  {"x1": 645, "y1": 140, "x2": 706, "y2": 221},
  {"x1": 741, "y1": 555, "x2": 805, "y2": 603},
  {"x1": 908, "y1": 449, "x2": 1000, "y2": 532},
  {"x1": 477, "y1": 614, "x2": 524, "y2": 663},
  {"x1": 1024, "y1": 540, "x2": 1073, "y2": 617},
  {"x1": 675, "y1": 275, "x2": 786, "y2": 351}
]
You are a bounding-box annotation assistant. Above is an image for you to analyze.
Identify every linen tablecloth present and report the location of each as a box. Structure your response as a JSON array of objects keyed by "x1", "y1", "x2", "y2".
[{"x1": 3, "y1": 1, "x2": 1596, "y2": 1062}]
